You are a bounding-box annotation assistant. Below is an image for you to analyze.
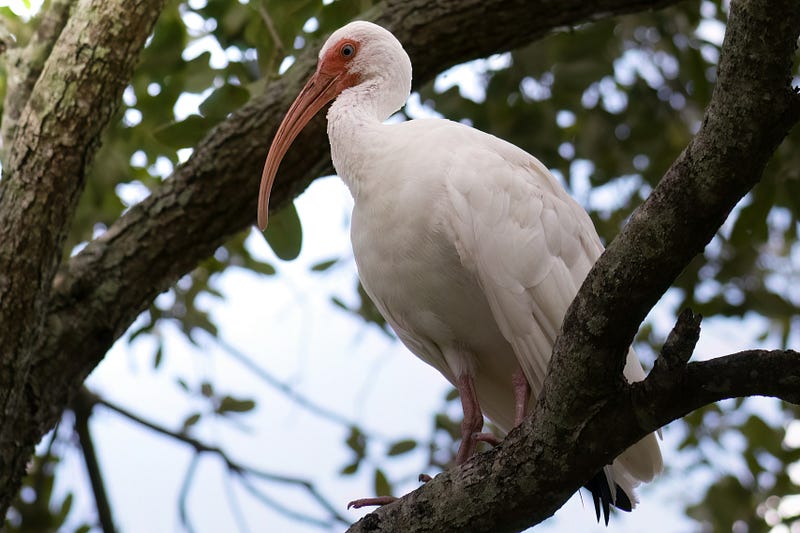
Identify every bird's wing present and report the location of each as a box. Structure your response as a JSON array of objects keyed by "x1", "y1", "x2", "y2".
[
  {"x1": 444, "y1": 137, "x2": 604, "y2": 396},
  {"x1": 443, "y1": 128, "x2": 662, "y2": 486}
]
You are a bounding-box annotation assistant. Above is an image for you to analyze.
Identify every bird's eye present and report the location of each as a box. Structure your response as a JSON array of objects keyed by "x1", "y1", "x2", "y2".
[{"x1": 340, "y1": 43, "x2": 355, "y2": 58}]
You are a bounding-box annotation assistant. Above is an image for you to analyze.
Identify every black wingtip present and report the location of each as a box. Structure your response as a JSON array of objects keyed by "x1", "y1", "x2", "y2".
[{"x1": 583, "y1": 471, "x2": 632, "y2": 526}]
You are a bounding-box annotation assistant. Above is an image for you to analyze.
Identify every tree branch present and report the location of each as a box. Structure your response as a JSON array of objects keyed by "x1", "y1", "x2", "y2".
[
  {"x1": 642, "y1": 349, "x2": 800, "y2": 423},
  {"x1": 649, "y1": 308, "x2": 702, "y2": 376},
  {"x1": 0, "y1": 0, "x2": 75, "y2": 155},
  {"x1": 547, "y1": 0, "x2": 800, "y2": 407},
  {"x1": 71, "y1": 394, "x2": 117, "y2": 533},
  {"x1": 0, "y1": 0, "x2": 166, "y2": 514},
  {"x1": 343, "y1": 0, "x2": 800, "y2": 531}
]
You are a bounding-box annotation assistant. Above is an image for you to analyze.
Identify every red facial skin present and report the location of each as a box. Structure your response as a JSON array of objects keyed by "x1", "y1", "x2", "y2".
[{"x1": 257, "y1": 39, "x2": 361, "y2": 230}]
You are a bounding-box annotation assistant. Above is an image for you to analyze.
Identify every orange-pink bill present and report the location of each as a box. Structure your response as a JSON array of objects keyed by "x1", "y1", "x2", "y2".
[{"x1": 257, "y1": 71, "x2": 342, "y2": 230}]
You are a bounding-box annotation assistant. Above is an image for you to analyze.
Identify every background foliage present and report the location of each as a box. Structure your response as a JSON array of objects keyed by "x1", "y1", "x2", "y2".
[{"x1": 0, "y1": 0, "x2": 798, "y2": 531}]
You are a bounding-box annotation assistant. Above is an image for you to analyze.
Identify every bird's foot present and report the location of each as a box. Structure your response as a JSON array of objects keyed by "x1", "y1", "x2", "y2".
[
  {"x1": 349, "y1": 475, "x2": 435, "y2": 509},
  {"x1": 474, "y1": 432, "x2": 501, "y2": 446},
  {"x1": 347, "y1": 496, "x2": 397, "y2": 509}
]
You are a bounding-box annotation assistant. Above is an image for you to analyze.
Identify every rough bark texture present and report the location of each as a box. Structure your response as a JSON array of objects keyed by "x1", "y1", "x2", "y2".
[
  {"x1": 0, "y1": 0, "x2": 798, "y2": 527},
  {"x1": 0, "y1": 0, "x2": 165, "y2": 514},
  {"x1": 0, "y1": 0, "x2": 75, "y2": 155}
]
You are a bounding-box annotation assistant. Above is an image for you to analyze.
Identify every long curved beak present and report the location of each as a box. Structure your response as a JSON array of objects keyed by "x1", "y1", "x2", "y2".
[{"x1": 257, "y1": 70, "x2": 341, "y2": 230}]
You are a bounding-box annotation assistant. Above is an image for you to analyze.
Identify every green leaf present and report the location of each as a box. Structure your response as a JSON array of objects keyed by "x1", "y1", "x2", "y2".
[
  {"x1": 345, "y1": 426, "x2": 366, "y2": 457},
  {"x1": 182, "y1": 412, "x2": 202, "y2": 431},
  {"x1": 200, "y1": 381, "x2": 214, "y2": 398},
  {"x1": 340, "y1": 462, "x2": 359, "y2": 476},
  {"x1": 153, "y1": 343, "x2": 164, "y2": 369},
  {"x1": 199, "y1": 83, "x2": 250, "y2": 120},
  {"x1": 435, "y1": 413, "x2": 460, "y2": 440},
  {"x1": 263, "y1": 202, "x2": 303, "y2": 261},
  {"x1": 374, "y1": 468, "x2": 392, "y2": 497},
  {"x1": 183, "y1": 52, "x2": 217, "y2": 93},
  {"x1": 153, "y1": 114, "x2": 214, "y2": 149},
  {"x1": 128, "y1": 311, "x2": 155, "y2": 342},
  {"x1": 247, "y1": 259, "x2": 277, "y2": 276},
  {"x1": 217, "y1": 395, "x2": 256, "y2": 414},
  {"x1": 54, "y1": 492, "x2": 73, "y2": 527},
  {"x1": 311, "y1": 258, "x2": 338, "y2": 272},
  {"x1": 387, "y1": 439, "x2": 417, "y2": 456}
]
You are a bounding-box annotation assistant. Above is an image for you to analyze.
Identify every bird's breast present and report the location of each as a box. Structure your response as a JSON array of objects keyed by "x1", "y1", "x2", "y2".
[{"x1": 349, "y1": 183, "x2": 505, "y2": 365}]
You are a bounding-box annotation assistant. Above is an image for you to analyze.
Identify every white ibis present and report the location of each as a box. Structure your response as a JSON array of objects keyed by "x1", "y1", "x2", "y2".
[{"x1": 258, "y1": 21, "x2": 662, "y2": 522}]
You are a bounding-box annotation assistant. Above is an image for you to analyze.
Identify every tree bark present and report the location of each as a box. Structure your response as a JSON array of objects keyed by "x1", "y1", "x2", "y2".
[{"x1": 0, "y1": 0, "x2": 165, "y2": 514}]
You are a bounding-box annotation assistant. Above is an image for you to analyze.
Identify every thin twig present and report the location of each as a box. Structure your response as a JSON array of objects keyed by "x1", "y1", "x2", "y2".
[
  {"x1": 257, "y1": 5, "x2": 284, "y2": 56},
  {"x1": 257, "y1": 4, "x2": 287, "y2": 75},
  {"x1": 235, "y1": 473, "x2": 334, "y2": 529},
  {"x1": 81, "y1": 388, "x2": 349, "y2": 526},
  {"x1": 31, "y1": 421, "x2": 61, "y2": 506},
  {"x1": 215, "y1": 336, "x2": 388, "y2": 441},
  {"x1": 71, "y1": 393, "x2": 117, "y2": 533},
  {"x1": 178, "y1": 455, "x2": 199, "y2": 533},
  {"x1": 240, "y1": 465, "x2": 349, "y2": 525},
  {"x1": 223, "y1": 470, "x2": 251, "y2": 533}
]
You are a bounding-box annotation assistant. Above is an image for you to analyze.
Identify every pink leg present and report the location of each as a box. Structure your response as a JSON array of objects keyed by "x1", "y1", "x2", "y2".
[
  {"x1": 455, "y1": 373, "x2": 486, "y2": 465},
  {"x1": 346, "y1": 374, "x2": 490, "y2": 509},
  {"x1": 474, "y1": 367, "x2": 530, "y2": 448},
  {"x1": 512, "y1": 367, "x2": 531, "y2": 426}
]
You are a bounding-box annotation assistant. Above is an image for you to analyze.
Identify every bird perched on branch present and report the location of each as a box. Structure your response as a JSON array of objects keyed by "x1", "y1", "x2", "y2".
[{"x1": 257, "y1": 20, "x2": 662, "y2": 523}]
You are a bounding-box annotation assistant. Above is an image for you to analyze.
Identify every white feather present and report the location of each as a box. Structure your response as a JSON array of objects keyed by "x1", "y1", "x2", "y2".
[{"x1": 322, "y1": 21, "x2": 662, "y2": 505}]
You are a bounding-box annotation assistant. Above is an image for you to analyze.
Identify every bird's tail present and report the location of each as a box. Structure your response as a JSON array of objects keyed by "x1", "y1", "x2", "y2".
[
  {"x1": 583, "y1": 468, "x2": 632, "y2": 526},
  {"x1": 584, "y1": 430, "x2": 663, "y2": 526}
]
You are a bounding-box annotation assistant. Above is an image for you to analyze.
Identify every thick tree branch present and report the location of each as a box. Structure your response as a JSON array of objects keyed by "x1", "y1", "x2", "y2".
[
  {"x1": 344, "y1": 349, "x2": 800, "y2": 533},
  {"x1": 0, "y1": 0, "x2": 75, "y2": 154},
  {"x1": 0, "y1": 0, "x2": 165, "y2": 514},
  {"x1": 546, "y1": 0, "x2": 800, "y2": 406},
  {"x1": 642, "y1": 349, "x2": 800, "y2": 419},
  {"x1": 344, "y1": 0, "x2": 800, "y2": 531},
  {"x1": 539, "y1": 0, "x2": 800, "y2": 481}
]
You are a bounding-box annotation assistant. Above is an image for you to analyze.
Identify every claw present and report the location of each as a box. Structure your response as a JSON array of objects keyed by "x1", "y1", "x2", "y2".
[
  {"x1": 474, "y1": 432, "x2": 501, "y2": 446},
  {"x1": 347, "y1": 496, "x2": 398, "y2": 509}
]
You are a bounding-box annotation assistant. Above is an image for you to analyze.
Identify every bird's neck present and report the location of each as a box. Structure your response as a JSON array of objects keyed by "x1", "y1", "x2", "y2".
[{"x1": 327, "y1": 84, "x2": 401, "y2": 199}]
